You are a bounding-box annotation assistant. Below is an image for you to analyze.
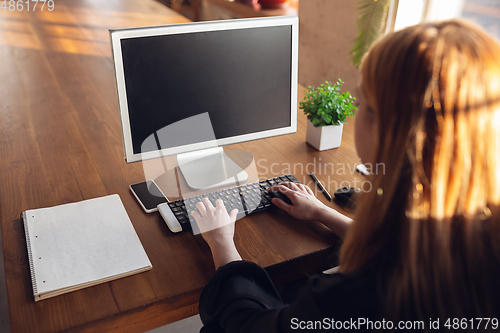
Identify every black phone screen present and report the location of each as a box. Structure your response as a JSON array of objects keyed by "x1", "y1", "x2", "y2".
[{"x1": 130, "y1": 181, "x2": 167, "y2": 211}]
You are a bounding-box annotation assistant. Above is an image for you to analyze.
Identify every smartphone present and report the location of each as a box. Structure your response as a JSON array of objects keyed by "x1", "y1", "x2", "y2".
[{"x1": 130, "y1": 180, "x2": 168, "y2": 213}]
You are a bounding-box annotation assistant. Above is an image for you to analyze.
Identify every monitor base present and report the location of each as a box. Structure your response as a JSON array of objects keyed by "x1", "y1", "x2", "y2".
[{"x1": 177, "y1": 147, "x2": 249, "y2": 190}]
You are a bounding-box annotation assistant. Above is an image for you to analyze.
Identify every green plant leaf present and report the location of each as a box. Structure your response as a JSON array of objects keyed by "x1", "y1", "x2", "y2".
[
  {"x1": 299, "y1": 80, "x2": 358, "y2": 127},
  {"x1": 351, "y1": 0, "x2": 391, "y2": 67}
]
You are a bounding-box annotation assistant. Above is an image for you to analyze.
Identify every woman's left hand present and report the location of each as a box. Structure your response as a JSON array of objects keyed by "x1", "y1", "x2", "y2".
[{"x1": 190, "y1": 198, "x2": 242, "y2": 269}]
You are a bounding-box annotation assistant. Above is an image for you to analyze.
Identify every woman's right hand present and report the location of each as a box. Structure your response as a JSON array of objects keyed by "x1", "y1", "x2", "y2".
[
  {"x1": 269, "y1": 182, "x2": 329, "y2": 221},
  {"x1": 269, "y1": 182, "x2": 353, "y2": 239}
]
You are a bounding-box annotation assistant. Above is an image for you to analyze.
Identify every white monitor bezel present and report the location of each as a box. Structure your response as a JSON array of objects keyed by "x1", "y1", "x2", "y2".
[{"x1": 110, "y1": 16, "x2": 298, "y2": 163}]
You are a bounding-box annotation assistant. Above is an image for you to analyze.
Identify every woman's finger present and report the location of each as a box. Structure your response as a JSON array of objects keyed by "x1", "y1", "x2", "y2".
[
  {"x1": 296, "y1": 183, "x2": 307, "y2": 192},
  {"x1": 303, "y1": 184, "x2": 315, "y2": 195},
  {"x1": 229, "y1": 208, "x2": 238, "y2": 221},
  {"x1": 269, "y1": 183, "x2": 293, "y2": 194},
  {"x1": 215, "y1": 199, "x2": 229, "y2": 215},
  {"x1": 279, "y1": 182, "x2": 294, "y2": 189},
  {"x1": 202, "y1": 197, "x2": 214, "y2": 211},
  {"x1": 215, "y1": 198, "x2": 225, "y2": 210},
  {"x1": 297, "y1": 183, "x2": 313, "y2": 195},
  {"x1": 190, "y1": 210, "x2": 201, "y2": 221},
  {"x1": 271, "y1": 197, "x2": 292, "y2": 214},
  {"x1": 288, "y1": 182, "x2": 301, "y2": 192},
  {"x1": 196, "y1": 201, "x2": 207, "y2": 216}
]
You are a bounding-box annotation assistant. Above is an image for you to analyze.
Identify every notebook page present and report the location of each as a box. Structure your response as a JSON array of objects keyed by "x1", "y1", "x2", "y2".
[{"x1": 24, "y1": 194, "x2": 152, "y2": 296}]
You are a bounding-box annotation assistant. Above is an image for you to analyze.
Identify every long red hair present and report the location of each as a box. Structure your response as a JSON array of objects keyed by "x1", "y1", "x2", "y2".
[{"x1": 340, "y1": 20, "x2": 500, "y2": 323}]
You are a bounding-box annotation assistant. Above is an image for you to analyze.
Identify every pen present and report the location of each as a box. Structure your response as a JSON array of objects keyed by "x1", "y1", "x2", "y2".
[{"x1": 309, "y1": 172, "x2": 332, "y2": 201}]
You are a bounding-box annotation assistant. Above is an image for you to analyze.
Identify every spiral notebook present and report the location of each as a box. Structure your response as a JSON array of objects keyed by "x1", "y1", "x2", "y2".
[{"x1": 22, "y1": 194, "x2": 152, "y2": 301}]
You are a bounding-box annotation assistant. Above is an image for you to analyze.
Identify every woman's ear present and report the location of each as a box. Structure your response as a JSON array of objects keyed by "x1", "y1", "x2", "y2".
[{"x1": 354, "y1": 80, "x2": 377, "y2": 164}]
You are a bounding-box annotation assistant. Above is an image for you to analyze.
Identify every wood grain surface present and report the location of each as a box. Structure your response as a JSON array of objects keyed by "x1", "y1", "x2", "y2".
[{"x1": 0, "y1": 1, "x2": 363, "y2": 332}]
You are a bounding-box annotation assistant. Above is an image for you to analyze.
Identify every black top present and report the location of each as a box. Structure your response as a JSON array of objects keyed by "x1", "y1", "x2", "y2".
[{"x1": 199, "y1": 260, "x2": 384, "y2": 332}]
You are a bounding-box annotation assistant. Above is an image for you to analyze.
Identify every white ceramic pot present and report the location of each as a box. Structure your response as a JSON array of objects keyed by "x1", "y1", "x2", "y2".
[{"x1": 306, "y1": 121, "x2": 343, "y2": 151}]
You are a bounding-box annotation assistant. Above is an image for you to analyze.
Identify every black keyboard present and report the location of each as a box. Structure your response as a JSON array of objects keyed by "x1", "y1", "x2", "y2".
[{"x1": 166, "y1": 174, "x2": 301, "y2": 232}]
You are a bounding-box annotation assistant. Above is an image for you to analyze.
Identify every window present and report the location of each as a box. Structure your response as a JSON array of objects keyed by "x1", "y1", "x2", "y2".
[{"x1": 391, "y1": 0, "x2": 500, "y2": 40}]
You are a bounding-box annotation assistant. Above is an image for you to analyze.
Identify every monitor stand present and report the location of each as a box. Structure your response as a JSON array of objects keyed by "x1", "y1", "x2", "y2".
[{"x1": 177, "y1": 147, "x2": 248, "y2": 190}]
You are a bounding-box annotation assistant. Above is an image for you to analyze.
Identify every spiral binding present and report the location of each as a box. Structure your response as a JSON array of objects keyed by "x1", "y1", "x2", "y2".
[{"x1": 22, "y1": 212, "x2": 38, "y2": 296}]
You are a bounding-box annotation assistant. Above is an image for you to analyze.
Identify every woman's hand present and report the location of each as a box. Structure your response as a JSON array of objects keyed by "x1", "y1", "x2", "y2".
[
  {"x1": 269, "y1": 182, "x2": 329, "y2": 221},
  {"x1": 191, "y1": 198, "x2": 238, "y2": 245},
  {"x1": 269, "y1": 182, "x2": 353, "y2": 239},
  {"x1": 190, "y1": 198, "x2": 242, "y2": 269}
]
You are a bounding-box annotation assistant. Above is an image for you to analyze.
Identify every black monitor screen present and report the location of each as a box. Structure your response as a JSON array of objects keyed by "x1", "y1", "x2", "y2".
[{"x1": 120, "y1": 25, "x2": 293, "y2": 155}]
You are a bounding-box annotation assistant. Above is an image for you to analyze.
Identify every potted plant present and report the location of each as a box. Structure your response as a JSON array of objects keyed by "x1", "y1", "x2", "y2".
[{"x1": 300, "y1": 79, "x2": 357, "y2": 151}]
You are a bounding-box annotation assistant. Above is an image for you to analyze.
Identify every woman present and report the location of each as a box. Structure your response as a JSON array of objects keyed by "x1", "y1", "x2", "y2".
[{"x1": 191, "y1": 20, "x2": 500, "y2": 332}]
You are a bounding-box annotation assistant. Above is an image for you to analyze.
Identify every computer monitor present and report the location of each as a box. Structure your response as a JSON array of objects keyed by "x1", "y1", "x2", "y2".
[{"x1": 110, "y1": 16, "x2": 298, "y2": 190}]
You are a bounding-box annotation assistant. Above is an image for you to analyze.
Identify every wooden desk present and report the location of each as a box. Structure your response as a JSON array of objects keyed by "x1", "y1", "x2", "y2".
[{"x1": 0, "y1": 1, "x2": 362, "y2": 332}]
